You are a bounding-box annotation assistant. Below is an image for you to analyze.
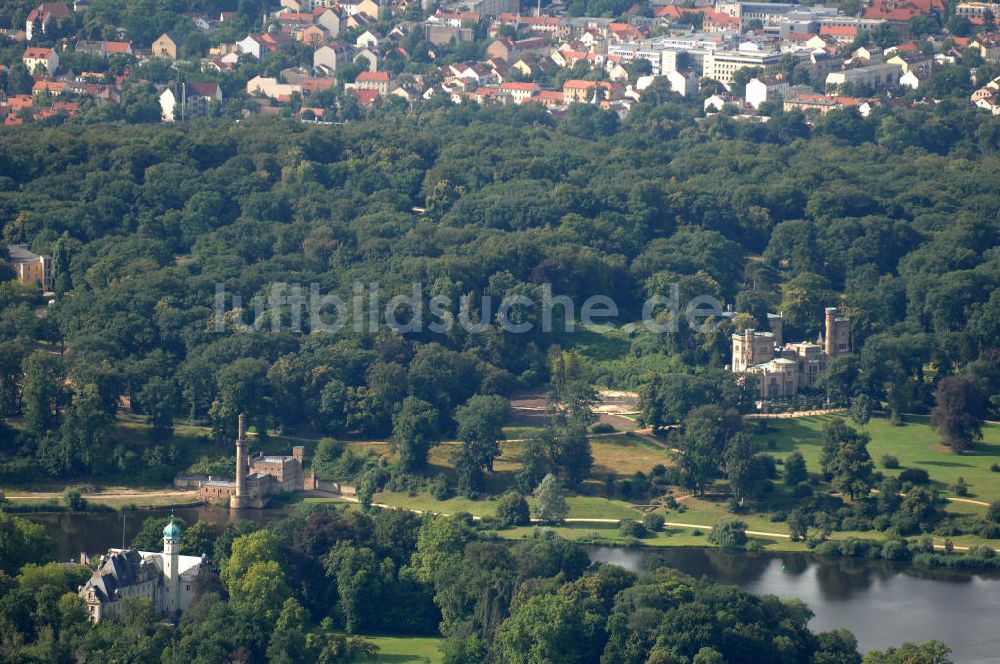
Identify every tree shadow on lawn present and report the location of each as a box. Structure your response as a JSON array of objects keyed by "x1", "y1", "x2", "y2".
[
  {"x1": 916, "y1": 459, "x2": 974, "y2": 468},
  {"x1": 755, "y1": 419, "x2": 825, "y2": 455}
]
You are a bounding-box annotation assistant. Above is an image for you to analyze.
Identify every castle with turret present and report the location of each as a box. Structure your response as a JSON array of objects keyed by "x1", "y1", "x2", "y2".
[
  {"x1": 79, "y1": 519, "x2": 202, "y2": 623},
  {"x1": 198, "y1": 414, "x2": 314, "y2": 508},
  {"x1": 731, "y1": 307, "x2": 850, "y2": 398}
]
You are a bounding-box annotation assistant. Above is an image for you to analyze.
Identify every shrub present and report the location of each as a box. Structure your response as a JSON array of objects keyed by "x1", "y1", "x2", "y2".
[
  {"x1": 642, "y1": 512, "x2": 665, "y2": 532},
  {"x1": 944, "y1": 539, "x2": 954, "y2": 553},
  {"x1": 979, "y1": 523, "x2": 1000, "y2": 539},
  {"x1": 881, "y1": 539, "x2": 912, "y2": 561},
  {"x1": 912, "y1": 537, "x2": 935, "y2": 554},
  {"x1": 968, "y1": 545, "x2": 997, "y2": 560},
  {"x1": 951, "y1": 477, "x2": 968, "y2": 497},
  {"x1": 495, "y1": 491, "x2": 530, "y2": 528},
  {"x1": 991, "y1": 463, "x2": 1000, "y2": 473},
  {"x1": 898, "y1": 468, "x2": 930, "y2": 484},
  {"x1": 987, "y1": 501, "x2": 1000, "y2": 524},
  {"x1": 651, "y1": 464, "x2": 667, "y2": 477},
  {"x1": 815, "y1": 541, "x2": 841, "y2": 556},
  {"x1": 707, "y1": 519, "x2": 747, "y2": 547},
  {"x1": 430, "y1": 476, "x2": 454, "y2": 501},
  {"x1": 62, "y1": 488, "x2": 86, "y2": 511},
  {"x1": 676, "y1": 503, "x2": 688, "y2": 513},
  {"x1": 618, "y1": 520, "x2": 647, "y2": 539},
  {"x1": 880, "y1": 455, "x2": 899, "y2": 469},
  {"x1": 590, "y1": 422, "x2": 615, "y2": 434},
  {"x1": 691, "y1": 528, "x2": 703, "y2": 536},
  {"x1": 791, "y1": 482, "x2": 814, "y2": 499}
]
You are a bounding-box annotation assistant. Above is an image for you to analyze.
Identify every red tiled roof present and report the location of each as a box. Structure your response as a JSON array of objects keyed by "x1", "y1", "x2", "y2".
[
  {"x1": 356, "y1": 70, "x2": 392, "y2": 81},
  {"x1": 820, "y1": 25, "x2": 858, "y2": 37},
  {"x1": 187, "y1": 81, "x2": 220, "y2": 97},
  {"x1": 351, "y1": 88, "x2": 379, "y2": 105},
  {"x1": 27, "y1": 2, "x2": 71, "y2": 21},
  {"x1": 24, "y1": 47, "x2": 55, "y2": 58},
  {"x1": 500, "y1": 81, "x2": 539, "y2": 91}
]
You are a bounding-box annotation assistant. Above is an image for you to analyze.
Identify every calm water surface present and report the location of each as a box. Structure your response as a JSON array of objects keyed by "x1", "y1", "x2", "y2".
[{"x1": 589, "y1": 546, "x2": 1000, "y2": 664}]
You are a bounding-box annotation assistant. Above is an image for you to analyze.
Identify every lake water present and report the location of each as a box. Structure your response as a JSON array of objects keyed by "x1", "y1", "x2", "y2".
[
  {"x1": 25, "y1": 506, "x2": 285, "y2": 562},
  {"x1": 25, "y1": 510, "x2": 1000, "y2": 663},
  {"x1": 588, "y1": 546, "x2": 1000, "y2": 663}
]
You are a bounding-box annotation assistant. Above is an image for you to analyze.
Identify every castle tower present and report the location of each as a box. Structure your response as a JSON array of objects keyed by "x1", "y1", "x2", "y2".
[
  {"x1": 231, "y1": 414, "x2": 247, "y2": 509},
  {"x1": 824, "y1": 307, "x2": 837, "y2": 358},
  {"x1": 162, "y1": 518, "x2": 181, "y2": 613},
  {"x1": 767, "y1": 312, "x2": 783, "y2": 348}
]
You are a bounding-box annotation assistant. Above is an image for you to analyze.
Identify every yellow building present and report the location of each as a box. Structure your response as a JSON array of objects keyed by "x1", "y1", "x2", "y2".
[
  {"x1": 152, "y1": 32, "x2": 178, "y2": 60},
  {"x1": 7, "y1": 244, "x2": 52, "y2": 290}
]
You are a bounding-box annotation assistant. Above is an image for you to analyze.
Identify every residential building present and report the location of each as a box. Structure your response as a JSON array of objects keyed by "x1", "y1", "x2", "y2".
[
  {"x1": 825, "y1": 62, "x2": 903, "y2": 91},
  {"x1": 745, "y1": 75, "x2": 789, "y2": 109},
  {"x1": 313, "y1": 43, "x2": 350, "y2": 72},
  {"x1": 486, "y1": 37, "x2": 549, "y2": 63},
  {"x1": 353, "y1": 70, "x2": 396, "y2": 95},
  {"x1": 26, "y1": 2, "x2": 72, "y2": 41},
  {"x1": 237, "y1": 34, "x2": 265, "y2": 59},
  {"x1": 500, "y1": 81, "x2": 539, "y2": 104},
  {"x1": 23, "y1": 47, "x2": 59, "y2": 74},
  {"x1": 666, "y1": 69, "x2": 700, "y2": 97},
  {"x1": 563, "y1": 79, "x2": 597, "y2": 103},
  {"x1": 159, "y1": 81, "x2": 222, "y2": 121},
  {"x1": 246, "y1": 75, "x2": 302, "y2": 100},
  {"x1": 314, "y1": 8, "x2": 342, "y2": 36},
  {"x1": 79, "y1": 520, "x2": 203, "y2": 622},
  {"x1": 354, "y1": 47, "x2": 379, "y2": 71},
  {"x1": 955, "y1": 1, "x2": 995, "y2": 19},
  {"x1": 299, "y1": 24, "x2": 328, "y2": 45},
  {"x1": 702, "y1": 48, "x2": 783, "y2": 85},
  {"x1": 7, "y1": 245, "x2": 52, "y2": 290},
  {"x1": 864, "y1": 0, "x2": 946, "y2": 22},
  {"x1": 152, "y1": 32, "x2": 179, "y2": 60},
  {"x1": 784, "y1": 90, "x2": 865, "y2": 114}
]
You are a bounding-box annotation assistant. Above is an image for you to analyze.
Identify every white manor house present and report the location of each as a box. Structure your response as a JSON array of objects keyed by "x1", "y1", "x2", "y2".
[{"x1": 78, "y1": 519, "x2": 203, "y2": 622}]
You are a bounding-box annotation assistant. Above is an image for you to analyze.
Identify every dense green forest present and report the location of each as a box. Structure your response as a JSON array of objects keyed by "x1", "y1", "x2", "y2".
[
  {"x1": 0, "y1": 506, "x2": 954, "y2": 663},
  {"x1": 0, "y1": 100, "x2": 998, "y2": 490}
]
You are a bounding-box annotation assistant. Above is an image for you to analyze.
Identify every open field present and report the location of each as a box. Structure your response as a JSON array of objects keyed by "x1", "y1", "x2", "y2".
[
  {"x1": 752, "y1": 414, "x2": 1000, "y2": 502},
  {"x1": 354, "y1": 492, "x2": 644, "y2": 521},
  {"x1": 2, "y1": 488, "x2": 199, "y2": 508},
  {"x1": 355, "y1": 634, "x2": 443, "y2": 664}
]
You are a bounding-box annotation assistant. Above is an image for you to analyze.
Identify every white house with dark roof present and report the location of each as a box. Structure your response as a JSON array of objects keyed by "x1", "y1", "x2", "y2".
[{"x1": 79, "y1": 520, "x2": 203, "y2": 622}]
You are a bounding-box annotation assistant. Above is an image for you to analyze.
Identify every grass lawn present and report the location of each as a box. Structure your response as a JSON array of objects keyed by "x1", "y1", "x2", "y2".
[
  {"x1": 753, "y1": 414, "x2": 1000, "y2": 503},
  {"x1": 354, "y1": 634, "x2": 443, "y2": 664},
  {"x1": 498, "y1": 522, "x2": 811, "y2": 552},
  {"x1": 365, "y1": 491, "x2": 643, "y2": 521},
  {"x1": 556, "y1": 323, "x2": 633, "y2": 363}
]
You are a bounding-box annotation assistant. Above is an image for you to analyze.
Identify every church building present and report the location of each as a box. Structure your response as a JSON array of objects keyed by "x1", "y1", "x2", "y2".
[{"x1": 78, "y1": 519, "x2": 203, "y2": 623}]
